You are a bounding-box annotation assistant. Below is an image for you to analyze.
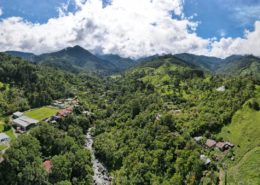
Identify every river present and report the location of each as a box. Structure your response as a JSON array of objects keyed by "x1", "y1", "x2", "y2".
[{"x1": 85, "y1": 128, "x2": 112, "y2": 185}]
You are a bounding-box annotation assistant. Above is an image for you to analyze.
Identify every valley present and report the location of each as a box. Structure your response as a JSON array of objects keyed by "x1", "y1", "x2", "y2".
[{"x1": 0, "y1": 50, "x2": 259, "y2": 185}]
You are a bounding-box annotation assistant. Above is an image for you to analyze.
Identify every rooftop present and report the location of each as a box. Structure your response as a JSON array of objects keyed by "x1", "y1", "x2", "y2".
[
  {"x1": 13, "y1": 111, "x2": 23, "y2": 117},
  {"x1": 0, "y1": 133, "x2": 10, "y2": 140},
  {"x1": 206, "y1": 139, "x2": 217, "y2": 148},
  {"x1": 43, "y1": 160, "x2": 52, "y2": 172},
  {"x1": 19, "y1": 116, "x2": 39, "y2": 124}
]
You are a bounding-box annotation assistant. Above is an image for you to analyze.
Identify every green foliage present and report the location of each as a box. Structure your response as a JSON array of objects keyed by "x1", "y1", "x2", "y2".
[
  {"x1": 0, "y1": 123, "x2": 93, "y2": 184},
  {"x1": 0, "y1": 53, "x2": 73, "y2": 110},
  {"x1": 0, "y1": 53, "x2": 258, "y2": 184},
  {"x1": 91, "y1": 56, "x2": 255, "y2": 184}
]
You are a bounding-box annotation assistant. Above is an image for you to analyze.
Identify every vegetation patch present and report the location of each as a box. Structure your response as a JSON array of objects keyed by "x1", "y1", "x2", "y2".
[
  {"x1": 218, "y1": 85, "x2": 260, "y2": 184},
  {"x1": 24, "y1": 106, "x2": 59, "y2": 121}
]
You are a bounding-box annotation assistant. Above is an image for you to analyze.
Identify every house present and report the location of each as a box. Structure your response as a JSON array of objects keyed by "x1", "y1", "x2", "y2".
[
  {"x1": 200, "y1": 155, "x2": 211, "y2": 165},
  {"x1": 216, "y1": 86, "x2": 225, "y2": 92},
  {"x1": 12, "y1": 111, "x2": 23, "y2": 119},
  {"x1": 57, "y1": 108, "x2": 73, "y2": 117},
  {"x1": 206, "y1": 139, "x2": 217, "y2": 148},
  {"x1": 194, "y1": 136, "x2": 203, "y2": 142},
  {"x1": 12, "y1": 116, "x2": 39, "y2": 131},
  {"x1": 172, "y1": 109, "x2": 182, "y2": 114},
  {"x1": 155, "y1": 113, "x2": 162, "y2": 121},
  {"x1": 216, "y1": 141, "x2": 234, "y2": 151},
  {"x1": 43, "y1": 160, "x2": 52, "y2": 173},
  {"x1": 0, "y1": 133, "x2": 10, "y2": 144}
]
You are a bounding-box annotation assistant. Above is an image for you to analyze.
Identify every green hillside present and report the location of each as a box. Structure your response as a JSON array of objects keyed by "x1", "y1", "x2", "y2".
[
  {"x1": 218, "y1": 85, "x2": 260, "y2": 184},
  {"x1": 216, "y1": 55, "x2": 260, "y2": 80},
  {"x1": 0, "y1": 53, "x2": 259, "y2": 184},
  {"x1": 91, "y1": 56, "x2": 255, "y2": 184}
]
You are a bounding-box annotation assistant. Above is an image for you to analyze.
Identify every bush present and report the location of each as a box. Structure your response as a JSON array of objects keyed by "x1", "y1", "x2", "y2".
[{"x1": 3, "y1": 124, "x2": 11, "y2": 131}]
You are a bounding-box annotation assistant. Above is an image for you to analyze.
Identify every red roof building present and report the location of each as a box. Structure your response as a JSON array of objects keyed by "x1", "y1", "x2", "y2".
[
  {"x1": 43, "y1": 160, "x2": 52, "y2": 173},
  {"x1": 57, "y1": 108, "x2": 73, "y2": 117}
]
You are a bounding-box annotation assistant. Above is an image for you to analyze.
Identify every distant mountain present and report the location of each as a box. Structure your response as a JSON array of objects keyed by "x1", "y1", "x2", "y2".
[
  {"x1": 5, "y1": 51, "x2": 36, "y2": 62},
  {"x1": 174, "y1": 53, "x2": 222, "y2": 72},
  {"x1": 97, "y1": 54, "x2": 135, "y2": 71},
  {"x1": 5, "y1": 46, "x2": 138, "y2": 74},
  {"x1": 216, "y1": 55, "x2": 260, "y2": 80},
  {"x1": 33, "y1": 46, "x2": 118, "y2": 74},
  {"x1": 4, "y1": 47, "x2": 260, "y2": 79}
]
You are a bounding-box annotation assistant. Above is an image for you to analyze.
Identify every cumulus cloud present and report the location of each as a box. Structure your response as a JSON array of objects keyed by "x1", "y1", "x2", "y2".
[
  {"x1": 0, "y1": 0, "x2": 211, "y2": 58},
  {"x1": 210, "y1": 21, "x2": 260, "y2": 58},
  {"x1": 0, "y1": 0, "x2": 259, "y2": 58}
]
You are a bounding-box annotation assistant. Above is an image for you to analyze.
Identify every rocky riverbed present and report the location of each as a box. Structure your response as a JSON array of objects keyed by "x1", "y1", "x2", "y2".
[{"x1": 85, "y1": 128, "x2": 112, "y2": 185}]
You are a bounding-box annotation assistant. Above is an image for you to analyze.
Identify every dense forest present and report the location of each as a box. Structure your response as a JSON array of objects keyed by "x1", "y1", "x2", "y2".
[{"x1": 0, "y1": 53, "x2": 259, "y2": 185}]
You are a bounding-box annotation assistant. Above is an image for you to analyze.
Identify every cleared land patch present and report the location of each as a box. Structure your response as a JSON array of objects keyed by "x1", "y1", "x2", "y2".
[
  {"x1": 24, "y1": 106, "x2": 59, "y2": 121},
  {"x1": 218, "y1": 85, "x2": 260, "y2": 184}
]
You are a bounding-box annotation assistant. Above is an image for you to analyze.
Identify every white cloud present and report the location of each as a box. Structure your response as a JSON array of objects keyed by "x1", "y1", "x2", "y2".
[
  {"x1": 0, "y1": 0, "x2": 259, "y2": 58},
  {"x1": 0, "y1": 0, "x2": 211, "y2": 58},
  {"x1": 210, "y1": 21, "x2": 260, "y2": 58}
]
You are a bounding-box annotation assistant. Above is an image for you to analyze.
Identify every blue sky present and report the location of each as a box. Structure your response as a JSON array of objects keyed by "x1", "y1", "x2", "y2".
[{"x1": 0, "y1": 0, "x2": 259, "y2": 39}]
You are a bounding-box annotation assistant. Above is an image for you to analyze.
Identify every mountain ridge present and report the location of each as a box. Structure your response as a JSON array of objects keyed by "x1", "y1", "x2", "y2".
[{"x1": 4, "y1": 46, "x2": 260, "y2": 79}]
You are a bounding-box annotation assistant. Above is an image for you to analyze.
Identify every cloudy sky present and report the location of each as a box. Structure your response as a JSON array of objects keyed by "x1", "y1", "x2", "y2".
[{"x1": 0, "y1": 0, "x2": 260, "y2": 58}]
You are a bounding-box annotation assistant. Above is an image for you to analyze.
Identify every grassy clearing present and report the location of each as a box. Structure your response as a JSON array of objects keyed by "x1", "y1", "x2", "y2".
[
  {"x1": 218, "y1": 85, "x2": 260, "y2": 184},
  {"x1": 0, "y1": 145, "x2": 8, "y2": 151},
  {"x1": 227, "y1": 147, "x2": 260, "y2": 185},
  {"x1": 24, "y1": 106, "x2": 59, "y2": 121},
  {"x1": 5, "y1": 129, "x2": 16, "y2": 140}
]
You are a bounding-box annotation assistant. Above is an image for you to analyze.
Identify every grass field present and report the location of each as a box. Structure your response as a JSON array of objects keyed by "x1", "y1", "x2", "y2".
[
  {"x1": 24, "y1": 106, "x2": 59, "y2": 121},
  {"x1": 218, "y1": 85, "x2": 260, "y2": 184},
  {"x1": 0, "y1": 119, "x2": 16, "y2": 151}
]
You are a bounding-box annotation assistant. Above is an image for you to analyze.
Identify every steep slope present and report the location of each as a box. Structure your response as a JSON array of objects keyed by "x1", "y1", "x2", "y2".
[
  {"x1": 98, "y1": 54, "x2": 135, "y2": 71},
  {"x1": 216, "y1": 55, "x2": 260, "y2": 80},
  {"x1": 34, "y1": 45, "x2": 117, "y2": 74},
  {"x1": 5, "y1": 46, "x2": 138, "y2": 74},
  {"x1": 218, "y1": 85, "x2": 260, "y2": 184},
  {"x1": 5, "y1": 51, "x2": 36, "y2": 62},
  {"x1": 92, "y1": 55, "x2": 254, "y2": 184},
  {"x1": 174, "y1": 53, "x2": 222, "y2": 72}
]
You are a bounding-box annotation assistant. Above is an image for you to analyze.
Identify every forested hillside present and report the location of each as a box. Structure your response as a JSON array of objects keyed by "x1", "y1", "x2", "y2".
[
  {"x1": 92, "y1": 56, "x2": 255, "y2": 184},
  {"x1": 0, "y1": 53, "x2": 258, "y2": 185},
  {"x1": 0, "y1": 53, "x2": 76, "y2": 113}
]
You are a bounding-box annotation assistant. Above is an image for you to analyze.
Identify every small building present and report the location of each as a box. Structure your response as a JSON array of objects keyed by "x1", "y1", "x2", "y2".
[
  {"x1": 57, "y1": 108, "x2": 73, "y2": 117},
  {"x1": 194, "y1": 136, "x2": 203, "y2": 142},
  {"x1": 216, "y1": 86, "x2": 225, "y2": 92},
  {"x1": 12, "y1": 116, "x2": 39, "y2": 131},
  {"x1": 206, "y1": 139, "x2": 217, "y2": 148},
  {"x1": 200, "y1": 155, "x2": 211, "y2": 165},
  {"x1": 12, "y1": 111, "x2": 23, "y2": 119},
  {"x1": 155, "y1": 113, "x2": 162, "y2": 121},
  {"x1": 0, "y1": 133, "x2": 10, "y2": 144},
  {"x1": 216, "y1": 141, "x2": 234, "y2": 151},
  {"x1": 43, "y1": 160, "x2": 52, "y2": 173}
]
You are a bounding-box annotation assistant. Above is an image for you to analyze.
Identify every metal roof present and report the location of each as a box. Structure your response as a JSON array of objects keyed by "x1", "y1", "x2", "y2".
[{"x1": 0, "y1": 133, "x2": 10, "y2": 140}]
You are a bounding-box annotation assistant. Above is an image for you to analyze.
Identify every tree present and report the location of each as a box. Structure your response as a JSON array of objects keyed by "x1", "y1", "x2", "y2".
[
  {"x1": 68, "y1": 125, "x2": 85, "y2": 145},
  {"x1": 50, "y1": 155, "x2": 72, "y2": 184}
]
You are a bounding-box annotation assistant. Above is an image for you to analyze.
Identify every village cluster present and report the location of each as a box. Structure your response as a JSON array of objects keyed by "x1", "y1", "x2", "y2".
[
  {"x1": 194, "y1": 136, "x2": 234, "y2": 165},
  {"x1": 0, "y1": 97, "x2": 79, "y2": 146}
]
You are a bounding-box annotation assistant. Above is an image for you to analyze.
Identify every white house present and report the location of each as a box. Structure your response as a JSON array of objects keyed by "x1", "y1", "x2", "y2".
[
  {"x1": 13, "y1": 111, "x2": 23, "y2": 119},
  {"x1": 216, "y1": 86, "x2": 226, "y2": 92},
  {"x1": 12, "y1": 116, "x2": 39, "y2": 131},
  {"x1": 200, "y1": 155, "x2": 211, "y2": 165},
  {"x1": 0, "y1": 133, "x2": 10, "y2": 144}
]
